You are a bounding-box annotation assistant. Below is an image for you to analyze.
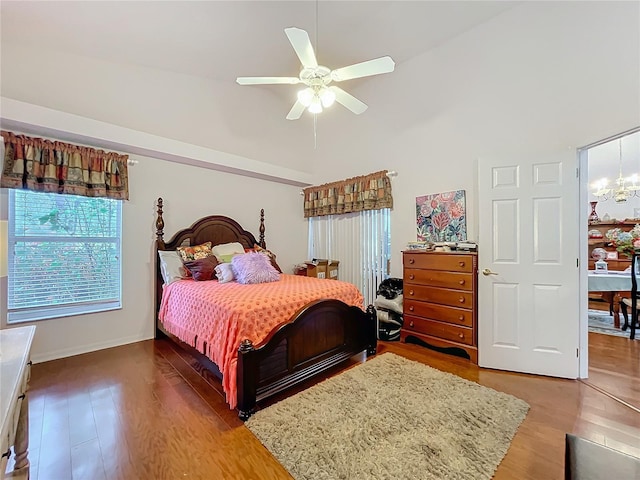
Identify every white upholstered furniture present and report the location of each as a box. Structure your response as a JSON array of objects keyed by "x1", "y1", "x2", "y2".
[{"x1": 1, "y1": 326, "x2": 35, "y2": 480}]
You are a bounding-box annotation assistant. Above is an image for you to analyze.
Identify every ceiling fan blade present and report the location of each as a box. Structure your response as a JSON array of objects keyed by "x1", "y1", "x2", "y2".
[
  {"x1": 284, "y1": 27, "x2": 318, "y2": 68},
  {"x1": 286, "y1": 100, "x2": 306, "y2": 120},
  {"x1": 236, "y1": 77, "x2": 301, "y2": 85},
  {"x1": 330, "y1": 56, "x2": 395, "y2": 82},
  {"x1": 330, "y1": 86, "x2": 368, "y2": 114}
]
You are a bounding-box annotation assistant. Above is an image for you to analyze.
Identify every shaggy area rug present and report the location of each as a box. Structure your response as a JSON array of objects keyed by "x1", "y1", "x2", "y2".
[{"x1": 246, "y1": 353, "x2": 529, "y2": 480}]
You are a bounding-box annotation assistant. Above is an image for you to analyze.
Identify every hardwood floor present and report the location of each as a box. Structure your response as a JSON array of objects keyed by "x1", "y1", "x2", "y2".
[{"x1": 13, "y1": 334, "x2": 640, "y2": 480}]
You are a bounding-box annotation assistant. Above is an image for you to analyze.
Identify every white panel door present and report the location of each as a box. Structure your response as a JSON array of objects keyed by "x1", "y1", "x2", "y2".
[{"x1": 478, "y1": 152, "x2": 579, "y2": 378}]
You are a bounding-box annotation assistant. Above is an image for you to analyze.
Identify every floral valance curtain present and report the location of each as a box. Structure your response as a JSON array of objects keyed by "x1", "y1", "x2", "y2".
[
  {"x1": 1, "y1": 131, "x2": 129, "y2": 200},
  {"x1": 303, "y1": 170, "x2": 393, "y2": 218}
]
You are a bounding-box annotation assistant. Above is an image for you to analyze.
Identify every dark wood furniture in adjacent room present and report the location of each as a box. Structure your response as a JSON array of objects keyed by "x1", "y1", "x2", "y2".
[
  {"x1": 401, "y1": 250, "x2": 478, "y2": 363},
  {"x1": 587, "y1": 221, "x2": 635, "y2": 325}
]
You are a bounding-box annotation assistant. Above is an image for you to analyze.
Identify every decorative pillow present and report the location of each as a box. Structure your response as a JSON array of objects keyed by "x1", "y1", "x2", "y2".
[
  {"x1": 252, "y1": 244, "x2": 282, "y2": 273},
  {"x1": 218, "y1": 253, "x2": 240, "y2": 263},
  {"x1": 183, "y1": 256, "x2": 219, "y2": 281},
  {"x1": 215, "y1": 262, "x2": 236, "y2": 284},
  {"x1": 212, "y1": 242, "x2": 245, "y2": 261},
  {"x1": 231, "y1": 251, "x2": 280, "y2": 285},
  {"x1": 177, "y1": 241, "x2": 213, "y2": 262},
  {"x1": 158, "y1": 250, "x2": 189, "y2": 284}
]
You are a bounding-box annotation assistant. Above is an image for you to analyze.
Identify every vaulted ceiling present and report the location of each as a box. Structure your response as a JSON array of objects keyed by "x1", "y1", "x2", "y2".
[{"x1": 0, "y1": 1, "x2": 517, "y2": 172}]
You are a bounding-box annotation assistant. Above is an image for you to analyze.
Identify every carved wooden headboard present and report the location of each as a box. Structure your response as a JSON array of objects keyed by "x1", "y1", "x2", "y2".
[{"x1": 153, "y1": 197, "x2": 267, "y2": 333}]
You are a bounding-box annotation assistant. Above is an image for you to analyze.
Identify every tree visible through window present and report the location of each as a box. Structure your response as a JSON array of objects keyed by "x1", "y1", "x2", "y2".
[{"x1": 7, "y1": 190, "x2": 122, "y2": 323}]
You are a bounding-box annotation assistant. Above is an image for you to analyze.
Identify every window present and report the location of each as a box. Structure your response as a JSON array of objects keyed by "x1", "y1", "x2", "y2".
[
  {"x1": 308, "y1": 209, "x2": 391, "y2": 306},
  {"x1": 7, "y1": 190, "x2": 122, "y2": 323}
]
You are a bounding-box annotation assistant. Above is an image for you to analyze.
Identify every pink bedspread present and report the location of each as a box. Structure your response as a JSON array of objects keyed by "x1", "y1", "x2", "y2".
[{"x1": 158, "y1": 274, "x2": 364, "y2": 409}]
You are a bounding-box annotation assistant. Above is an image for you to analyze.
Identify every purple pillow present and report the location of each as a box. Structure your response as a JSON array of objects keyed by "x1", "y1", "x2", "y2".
[{"x1": 231, "y1": 252, "x2": 280, "y2": 284}]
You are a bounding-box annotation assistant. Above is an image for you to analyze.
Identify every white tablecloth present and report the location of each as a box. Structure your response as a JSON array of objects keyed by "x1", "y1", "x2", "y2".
[{"x1": 588, "y1": 271, "x2": 633, "y2": 291}]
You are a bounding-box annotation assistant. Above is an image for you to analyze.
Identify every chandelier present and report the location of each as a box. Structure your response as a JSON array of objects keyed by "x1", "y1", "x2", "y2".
[{"x1": 591, "y1": 138, "x2": 640, "y2": 203}]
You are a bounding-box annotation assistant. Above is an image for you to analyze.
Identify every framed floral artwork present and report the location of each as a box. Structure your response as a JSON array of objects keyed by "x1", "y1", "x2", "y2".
[{"x1": 416, "y1": 190, "x2": 467, "y2": 242}]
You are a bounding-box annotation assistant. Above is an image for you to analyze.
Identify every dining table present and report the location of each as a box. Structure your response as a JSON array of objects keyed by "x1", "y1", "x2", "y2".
[{"x1": 588, "y1": 270, "x2": 633, "y2": 328}]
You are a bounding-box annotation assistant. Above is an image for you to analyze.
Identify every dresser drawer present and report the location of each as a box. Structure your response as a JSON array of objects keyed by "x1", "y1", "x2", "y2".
[
  {"x1": 404, "y1": 315, "x2": 474, "y2": 346},
  {"x1": 404, "y1": 300, "x2": 473, "y2": 327},
  {"x1": 404, "y1": 284, "x2": 473, "y2": 308},
  {"x1": 404, "y1": 269, "x2": 473, "y2": 291},
  {"x1": 404, "y1": 253, "x2": 473, "y2": 273}
]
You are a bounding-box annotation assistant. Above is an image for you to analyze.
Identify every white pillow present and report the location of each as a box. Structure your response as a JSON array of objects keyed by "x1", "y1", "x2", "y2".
[
  {"x1": 212, "y1": 242, "x2": 245, "y2": 261},
  {"x1": 158, "y1": 250, "x2": 188, "y2": 284},
  {"x1": 215, "y1": 263, "x2": 236, "y2": 283}
]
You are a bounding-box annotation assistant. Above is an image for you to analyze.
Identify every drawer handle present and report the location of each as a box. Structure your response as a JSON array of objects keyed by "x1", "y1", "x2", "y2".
[
  {"x1": 459, "y1": 280, "x2": 465, "y2": 285},
  {"x1": 409, "y1": 258, "x2": 415, "y2": 264},
  {"x1": 409, "y1": 321, "x2": 414, "y2": 328},
  {"x1": 409, "y1": 306, "x2": 414, "y2": 312},
  {"x1": 459, "y1": 261, "x2": 465, "y2": 267},
  {"x1": 459, "y1": 297, "x2": 465, "y2": 303},
  {"x1": 458, "y1": 333, "x2": 465, "y2": 339},
  {"x1": 459, "y1": 315, "x2": 464, "y2": 321},
  {"x1": 409, "y1": 274, "x2": 415, "y2": 280},
  {"x1": 409, "y1": 289, "x2": 414, "y2": 295}
]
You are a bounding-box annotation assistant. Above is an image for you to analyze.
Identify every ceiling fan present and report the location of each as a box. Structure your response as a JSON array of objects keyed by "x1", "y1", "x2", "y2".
[{"x1": 236, "y1": 27, "x2": 395, "y2": 120}]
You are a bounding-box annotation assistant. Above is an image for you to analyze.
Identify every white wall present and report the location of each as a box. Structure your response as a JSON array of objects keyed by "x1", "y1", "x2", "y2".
[
  {"x1": 0, "y1": 43, "x2": 315, "y2": 174},
  {"x1": 1, "y1": 1, "x2": 639, "y2": 360},
  {"x1": 309, "y1": 2, "x2": 640, "y2": 277},
  {"x1": 0, "y1": 151, "x2": 306, "y2": 363}
]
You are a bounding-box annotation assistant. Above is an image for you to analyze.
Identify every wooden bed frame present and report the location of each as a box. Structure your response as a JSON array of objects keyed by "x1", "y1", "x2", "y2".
[{"x1": 154, "y1": 198, "x2": 377, "y2": 420}]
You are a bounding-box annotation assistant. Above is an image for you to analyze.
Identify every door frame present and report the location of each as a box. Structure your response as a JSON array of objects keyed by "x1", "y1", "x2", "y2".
[
  {"x1": 579, "y1": 126, "x2": 640, "y2": 377},
  {"x1": 579, "y1": 146, "x2": 589, "y2": 378}
]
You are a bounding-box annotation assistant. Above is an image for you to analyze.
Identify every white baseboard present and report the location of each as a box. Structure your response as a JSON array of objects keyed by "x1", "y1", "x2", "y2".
[{"x1": 31, "y1": 334, "x2": 153, "y2": 364}]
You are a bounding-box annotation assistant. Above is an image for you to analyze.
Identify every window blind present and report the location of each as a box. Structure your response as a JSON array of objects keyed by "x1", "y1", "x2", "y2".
[
  {"x1": 7, "y1": 190, "x2": 122, "y2": 322},
  {"x1": 308, "y1": 209, "x2": 391, "y2": 306}
]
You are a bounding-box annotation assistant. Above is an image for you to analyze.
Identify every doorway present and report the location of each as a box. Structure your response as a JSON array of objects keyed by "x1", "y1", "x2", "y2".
[{"x1": 582, "y1": 127, "x2": 640, "y2": 409}]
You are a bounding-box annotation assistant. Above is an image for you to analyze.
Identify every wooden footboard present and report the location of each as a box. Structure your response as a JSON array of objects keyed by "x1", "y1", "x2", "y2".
[{"x1": 236, "y1": 300, "x2": 377, "y2": 420}]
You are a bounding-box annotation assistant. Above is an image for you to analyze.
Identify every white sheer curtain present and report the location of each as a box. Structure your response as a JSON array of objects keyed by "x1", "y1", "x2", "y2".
[{"x1": 308, "y1": 208, "x2": 391, "y2": 306}]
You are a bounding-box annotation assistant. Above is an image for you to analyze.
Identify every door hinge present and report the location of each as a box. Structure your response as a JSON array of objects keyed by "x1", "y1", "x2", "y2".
[
  {"x1": 576, "y1": 348, "x2": 579, "y2": 357},
  {"x1": 576, "y1": 167, "x2": 579, "y2": 178},
  {"x1": 577, "y1": 258, "x2": 579, "y2": 268}
]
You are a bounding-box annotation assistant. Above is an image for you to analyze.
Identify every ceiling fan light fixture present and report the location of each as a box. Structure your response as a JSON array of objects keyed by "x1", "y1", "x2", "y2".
[
  {"x1": 319, "y1": 87, "x2": 336, "y2": 108},
  {"x1": 308, "y1": 98, "x2": 323, "y2": 114},
  {"x1": 297, "y1": 87, "x2": 315, "y2": 107}
]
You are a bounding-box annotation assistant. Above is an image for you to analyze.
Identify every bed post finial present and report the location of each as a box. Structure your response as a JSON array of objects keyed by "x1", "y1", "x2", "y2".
[
  {"x1": 156, "y1": 197, "x2": 165, "y2": 242},
  {"x1": 259, "y1": 208, "x2": 266, "y2": 249}
]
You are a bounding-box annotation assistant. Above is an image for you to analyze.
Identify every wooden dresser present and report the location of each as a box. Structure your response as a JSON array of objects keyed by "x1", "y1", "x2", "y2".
[
  {"x1": 401, "y1": 251, "x2": 478, "y2": 363},
  {"x1": 1, "y1": 326, "x2": 35, "y2": 480}
]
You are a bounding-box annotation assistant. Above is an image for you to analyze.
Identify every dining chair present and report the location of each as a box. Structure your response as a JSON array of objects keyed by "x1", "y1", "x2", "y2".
[{"x1": 619, "y1": 252, "x2": 639, "y2": 340}]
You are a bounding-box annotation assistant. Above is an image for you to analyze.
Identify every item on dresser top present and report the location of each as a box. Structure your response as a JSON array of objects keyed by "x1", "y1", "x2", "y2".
[
  {"x1": 406, "y1": 241, "x2": 430, "y2": 251},
  {"x1": 456, "y1": 241, "x2": 478, "y2": 251}
]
